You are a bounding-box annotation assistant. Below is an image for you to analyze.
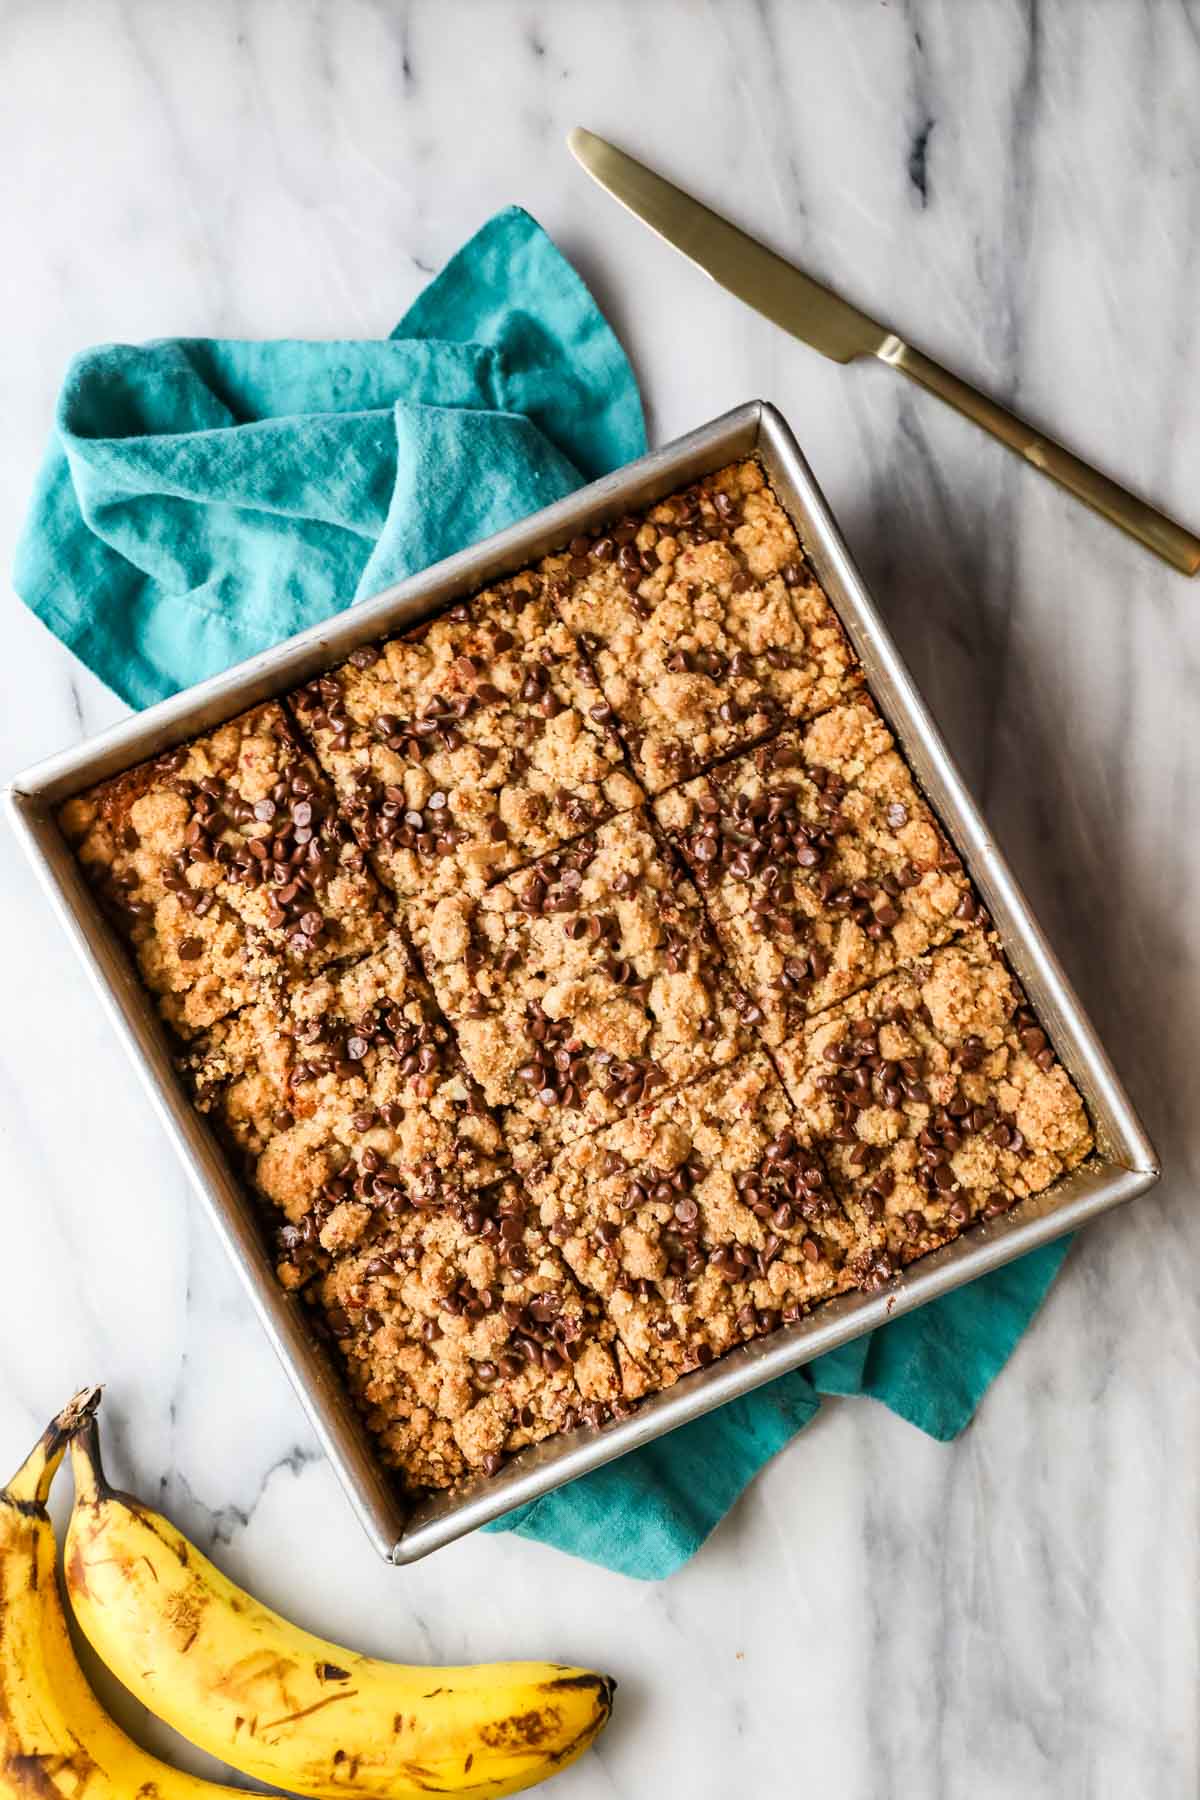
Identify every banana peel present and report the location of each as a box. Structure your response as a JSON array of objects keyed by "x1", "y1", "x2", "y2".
[
  {"x1": 0, "y1": 1387, "x2": 251, "y2": 1798},
  {"x1": 64, "y1": 1409, "x2": 613, "y2": 1798}
]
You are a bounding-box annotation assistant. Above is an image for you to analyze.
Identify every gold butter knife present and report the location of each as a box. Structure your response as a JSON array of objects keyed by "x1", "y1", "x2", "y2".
[{"x1": 569, "y1": 127, "x2": 1200, "y2": 576}]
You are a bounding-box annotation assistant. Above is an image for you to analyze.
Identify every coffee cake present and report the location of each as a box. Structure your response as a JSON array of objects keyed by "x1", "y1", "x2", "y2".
[
  {"x1": 781, "y1": 933, "x2": 1093, "y2": 1268},
  {"x1": 62, "y1": 457, "x2": 1094, "y2": 1498},
  {"x1": 58, "y1": 701, "x2": 389, "y2": 1038},
  {"x1": 419, "y1": 809, "x2": 756, "y2": 1170},
  {"x1": 655, "y1": 697, "x2": 977, "y2": 1028},
  {"x1": 545, "y1": 459, "x2": 861, "y2": 793},
  {"x1": 290, "y1": 577, "x2": 641, "y2": 931},
  {"x1": 183, "y1": 931, "x2": 506, "y2": 1233},
  {"x1": 529, "y1": 1055, "x2": 867, "y2": 1390}
]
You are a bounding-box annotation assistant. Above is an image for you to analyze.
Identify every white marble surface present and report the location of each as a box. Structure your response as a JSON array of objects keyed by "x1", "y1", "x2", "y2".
[{"x1": 2, "y1": 3, "x2": 1199, "y2": 1794}]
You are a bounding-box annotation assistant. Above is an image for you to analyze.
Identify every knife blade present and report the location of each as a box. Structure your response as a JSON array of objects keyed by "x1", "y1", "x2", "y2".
[
  {"x1": 567, "y1": 126, "x2": 1200, "y2": 576},
  {"x1": 568, "y1": 125, "x2": 891, "y2": 366}
]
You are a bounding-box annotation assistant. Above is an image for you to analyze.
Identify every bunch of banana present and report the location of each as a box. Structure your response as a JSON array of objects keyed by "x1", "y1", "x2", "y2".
[
  {"x1": 1, "y1": 1393, "x2": 613, "y2": 1800},
  {"x1": 0, "y1": 1386, "x2": 252, "y2": 1798}
]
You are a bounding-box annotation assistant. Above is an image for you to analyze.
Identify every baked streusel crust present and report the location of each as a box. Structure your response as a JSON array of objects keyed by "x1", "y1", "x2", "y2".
[{"x1": 63, "y1": 459, "x2": 1093, "y2": 1496}]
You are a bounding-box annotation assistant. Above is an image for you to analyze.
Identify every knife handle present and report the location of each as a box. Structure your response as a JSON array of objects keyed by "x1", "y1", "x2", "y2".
[{"x1": 880, "y1": 339, "x2": 1200, "y2": 575}]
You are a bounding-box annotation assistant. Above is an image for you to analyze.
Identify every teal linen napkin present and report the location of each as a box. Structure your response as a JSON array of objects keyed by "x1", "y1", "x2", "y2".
[
  {"x1": 15, "y1": 207, "x2": 641, "y2": 708},
  {"x1": 14, "y1": 205, "x2": 1071, "y2": 1580}
]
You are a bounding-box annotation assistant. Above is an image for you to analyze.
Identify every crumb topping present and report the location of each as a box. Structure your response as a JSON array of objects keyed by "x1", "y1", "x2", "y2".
[
  {"x1": 655, "y1": 698, "x2": 977, "y2": 1026},
  {"x1": 545, "y1": 460, "x2": 862, "y2": 792},
  {"x1": 62, "y1": 459, "x2": 1093, "y2": 1496}
]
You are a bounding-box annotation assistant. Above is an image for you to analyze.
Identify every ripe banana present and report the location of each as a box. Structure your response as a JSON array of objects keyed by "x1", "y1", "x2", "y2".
[
  {"x1": 0, "y1": 1388, "x2": 250, "y2": 1799},
  {"x1": 65, "y1": 1414, "x2": 613, "y2": 1799}
]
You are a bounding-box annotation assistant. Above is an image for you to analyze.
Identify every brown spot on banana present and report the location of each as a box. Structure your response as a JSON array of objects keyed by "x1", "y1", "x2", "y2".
[
  {"x1": 541, "y1": 1672, "x2": 616, "y2": 1695},
  {"x1": 63, "y1": 1539, "x2": 90, "y2": 1603},
  {"x1": 482, "y1": 1673, "x2": 616, "y2": 1767},
  {"x1": 479, "y1": 1705, "x2": 563, "y2": 1751},
  {"x1": 392, "y1": 1762, "x2": 440, "y2": 1792},
  {"x1": 6, "y1": 1751, "x2": 83, "y2": 1796},
  {"x1": 256, "y1": 1689, "x2": 359, "y2": 1734},
  {"x1": 64, "y1": 1539, "x2": 149, "y2": 1609},
  {"x1": 163, "y1": 1586, "x2": 208, "y2": 1652},
  {"x1": 209, "y1": 1652, "x2": 302, "y2": 1705},
  {"x1": 6, "y1": 1497, "x2": 51, "y2": 1521}
]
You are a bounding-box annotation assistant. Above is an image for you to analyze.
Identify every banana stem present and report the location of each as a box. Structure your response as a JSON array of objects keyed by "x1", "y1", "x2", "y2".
[
  {"x1": 68, "y1": 1413, "x2": 111, "y2": 1505},
  {"x1": 4, "y1": 1386, "x2": 103, "y2": 1509}
]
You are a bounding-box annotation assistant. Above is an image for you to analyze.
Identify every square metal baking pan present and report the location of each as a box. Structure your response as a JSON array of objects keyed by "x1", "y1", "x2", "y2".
[{"x1": 6, "y1": 401, "x2": 1159, "y2": 1563}]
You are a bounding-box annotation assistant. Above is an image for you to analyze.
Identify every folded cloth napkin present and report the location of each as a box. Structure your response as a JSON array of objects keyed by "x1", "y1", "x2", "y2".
[{"x1": 14, "y1": 205, "x2": 1071, "y2": 1580}]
